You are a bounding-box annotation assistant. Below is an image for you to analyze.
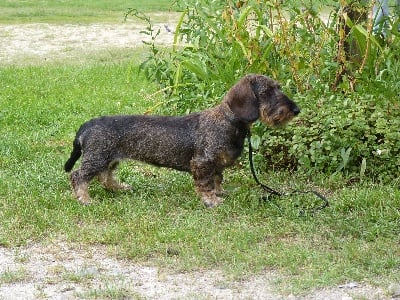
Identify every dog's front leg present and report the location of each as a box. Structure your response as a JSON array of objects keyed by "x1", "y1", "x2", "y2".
[
  {"x1": 190, "y1": 158, "x2": 223, "y2": 208},
  {"x1": 214, "y1": 171, "x2": 227, "y2": 197}
]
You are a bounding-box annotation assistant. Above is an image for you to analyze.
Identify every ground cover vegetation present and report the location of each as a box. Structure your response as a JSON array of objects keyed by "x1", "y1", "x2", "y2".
[{"x1": 0, "y1": 0, "x2": 399, "y2": 295}]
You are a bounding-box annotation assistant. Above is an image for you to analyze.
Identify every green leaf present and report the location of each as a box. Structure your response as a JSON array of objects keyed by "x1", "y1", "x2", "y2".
[{"x1": 181, "y1": 60, "x2": 207, "y2": 80}]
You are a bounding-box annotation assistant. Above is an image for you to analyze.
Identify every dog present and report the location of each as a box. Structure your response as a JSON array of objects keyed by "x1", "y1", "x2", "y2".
[{"x1": 64, "y1": 74, "x2": 300, "y2": 207}]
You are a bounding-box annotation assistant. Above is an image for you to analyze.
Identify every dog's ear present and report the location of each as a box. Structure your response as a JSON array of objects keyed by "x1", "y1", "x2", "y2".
[{"x1": 225, "y1": 76, "x2": 259, "y2": 123}]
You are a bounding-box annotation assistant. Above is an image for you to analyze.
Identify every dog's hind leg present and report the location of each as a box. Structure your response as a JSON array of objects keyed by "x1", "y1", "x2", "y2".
[
  {"x1": 98, "y1": 161, "x2": 132, "y2": 192},
  {"x1": 69, "y1": 151, "x2": 111, "y2": 204},
  {"x1": 70, "y1": 169, "x2": 92, "y2": 205}
]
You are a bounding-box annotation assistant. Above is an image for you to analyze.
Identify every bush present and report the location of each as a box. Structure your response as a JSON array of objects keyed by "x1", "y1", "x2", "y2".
[
  {"x1": 126, "y1": 0, "x2": 400, "y2": 181},
  {"x1": 260, "y1": 91, "x2": 400, "y2": 180}
]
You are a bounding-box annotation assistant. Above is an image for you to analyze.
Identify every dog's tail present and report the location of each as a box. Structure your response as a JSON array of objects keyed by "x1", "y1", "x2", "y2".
[{"x1": 64, "y1": 138, "x2": 82, "y2": 172}]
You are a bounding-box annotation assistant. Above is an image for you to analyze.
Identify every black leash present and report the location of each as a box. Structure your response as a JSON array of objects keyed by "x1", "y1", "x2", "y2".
[{"x1": 247, "y1": 130, "x2": 329, "y2": 215}]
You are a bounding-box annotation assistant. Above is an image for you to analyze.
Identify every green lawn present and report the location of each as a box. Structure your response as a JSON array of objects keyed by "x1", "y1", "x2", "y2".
[
  {"x1": 0, "y1": 0, "x2": 175, "y2": 23},
  {"x1": 0, "y1": 54, "x2": 399, "y2": 293}
]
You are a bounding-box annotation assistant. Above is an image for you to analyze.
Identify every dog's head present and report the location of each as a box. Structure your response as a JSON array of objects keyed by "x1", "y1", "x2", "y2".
[{"x1": 224, "y1": 74, "x2": 300, "y2": 126}]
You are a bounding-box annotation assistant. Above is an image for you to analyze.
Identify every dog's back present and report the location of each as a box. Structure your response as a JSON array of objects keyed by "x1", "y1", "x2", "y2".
[{"x1": 65, "y1": 114, "x2": 201, "y2": 173}]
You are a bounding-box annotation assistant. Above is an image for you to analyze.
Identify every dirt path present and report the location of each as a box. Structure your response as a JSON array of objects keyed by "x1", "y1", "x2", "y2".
[
  {"x1": 0, "y1": 19, "x2": 175, "y2": 65},
  {"x1": 0, "y1": 241, "x2": 280, "y2": 299},
  {"x1": 0, "y1": 19, "x2": 397, "y2": 299},
  {"x1": 0, "y1": 241, "x2": 390, "y2": 300}
]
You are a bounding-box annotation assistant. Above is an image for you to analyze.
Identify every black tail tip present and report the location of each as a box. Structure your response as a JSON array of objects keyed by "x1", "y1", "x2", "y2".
[{"x1": 64, "y1": 160, "x2": 74, "y2": 172}]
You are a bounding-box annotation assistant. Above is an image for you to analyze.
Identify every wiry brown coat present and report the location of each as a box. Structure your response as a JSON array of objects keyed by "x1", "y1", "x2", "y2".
[{"x1": 64, "y1": 74, "x2": 300, "y2": 207}]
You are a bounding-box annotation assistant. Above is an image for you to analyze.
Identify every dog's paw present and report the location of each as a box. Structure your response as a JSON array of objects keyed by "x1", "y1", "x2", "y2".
[
  {"x1": 202, "y1": 195, "x2": 224, "y2": 208},
  {"x1": 72, "y1": 183, "x2": 92, "y2": 205},
  {"x1": 102, "y1": 181, "x2": 133, "y2": 192},
  {"x1": 118, "y1": 183, "x2": 133, "y2": 191},
  {"x1": 77, "y1": 195, "x2": 92, "y2": 206}
]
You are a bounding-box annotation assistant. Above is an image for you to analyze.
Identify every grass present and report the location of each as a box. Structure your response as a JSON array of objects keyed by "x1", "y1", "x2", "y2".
[
  {"x1": 0, "y1": 0, "x2": 176, "y2": 23},
  {"x1": 0, "y1": 51, "x2": 399, "y2": 294},
  {"x1": 76, "y1": 283, "x2": 138, "y2": 299},
  {"x1": 0, "y1": 268, "x2": 29, "y2": 284}
]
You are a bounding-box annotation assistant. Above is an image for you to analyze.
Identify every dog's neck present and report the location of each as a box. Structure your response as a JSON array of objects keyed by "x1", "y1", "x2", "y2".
[
  {"x1": 218, "y1": 102, "x2": 251, "y2": 129},
  {"x1": 219, "y1": 102, "x2": 236, "y2": 122}
]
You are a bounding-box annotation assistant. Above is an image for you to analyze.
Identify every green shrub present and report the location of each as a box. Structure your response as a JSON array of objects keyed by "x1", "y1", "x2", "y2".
[
  {"x1": 259, "y1": 91, "x2": 400, "y2": 180},
  {"x1": 126, "y1": 0, "x2": 400, "y2": 181}
]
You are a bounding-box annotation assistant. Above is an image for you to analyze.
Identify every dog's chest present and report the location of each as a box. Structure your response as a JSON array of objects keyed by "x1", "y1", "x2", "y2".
[{"x1": 214, "y1": 127, "x2": 246, "y2": 166}]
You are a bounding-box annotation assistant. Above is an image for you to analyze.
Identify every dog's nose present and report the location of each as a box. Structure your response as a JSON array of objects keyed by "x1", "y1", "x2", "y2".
[{"x1": 293, "y1": 106, "x2": 300, "y2": 116}]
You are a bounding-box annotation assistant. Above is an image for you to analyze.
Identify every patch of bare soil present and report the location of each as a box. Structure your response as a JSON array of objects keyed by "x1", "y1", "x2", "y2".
[
  {"x1": 0, "y1": 18, "x2": 397, "y2": 299},
  {"x1": 1, "y1": 241, "x2": 279, "y2": 299},
  {"x1": 0, "y1": 241, "x2": 391, "y2": 299},
  {"x1": 0, "y1": 20, "x2": 174, "y2": 65}
]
